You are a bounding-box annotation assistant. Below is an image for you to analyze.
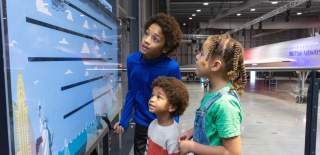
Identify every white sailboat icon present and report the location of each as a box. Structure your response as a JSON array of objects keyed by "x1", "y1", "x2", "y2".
[
  {"x1": 83, "y1": 20, "x2": 90, "y2": 29},
  {"x1": 81, "y1": 42, "x2": 90, "y2": 54},
  {"x1": 36, "y1": 0, "x2": 52, "y2": 16}
]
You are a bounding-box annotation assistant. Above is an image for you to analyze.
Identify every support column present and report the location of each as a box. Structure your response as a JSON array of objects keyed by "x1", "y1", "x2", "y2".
[
  {"x1": 304, "y1": 70, "x2": 319, "y2": 155},
  {"x1": 296, "y1": 71, "x2": 309, "y2": 103}
]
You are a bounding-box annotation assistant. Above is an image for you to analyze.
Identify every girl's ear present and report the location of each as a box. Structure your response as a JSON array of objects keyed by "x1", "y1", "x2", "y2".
[{"x1": 210, "y1": 59, "x2": 223, "y2": 72}]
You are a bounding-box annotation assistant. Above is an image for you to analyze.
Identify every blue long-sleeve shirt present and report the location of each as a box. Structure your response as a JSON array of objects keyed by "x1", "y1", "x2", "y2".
[{"x1": 119, "y1": 51, "x2": 181, "y2": 128}]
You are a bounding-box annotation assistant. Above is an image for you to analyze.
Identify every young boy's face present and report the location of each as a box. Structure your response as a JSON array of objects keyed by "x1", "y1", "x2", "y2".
[
  {"x1": 148, "y1": 86, "x2": 171, "y2": 115},
  {"x1": 140, "y1": 23, "x2": 166, "y2": 58}
]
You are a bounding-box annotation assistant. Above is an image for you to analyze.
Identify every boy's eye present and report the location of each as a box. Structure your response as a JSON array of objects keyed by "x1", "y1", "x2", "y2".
[
  {"x1": 151, "y1": 94, "x2": 162, "y2": 99},
  {"x1": 151, "y1": 35, "x2": 160, "y2": 43}
]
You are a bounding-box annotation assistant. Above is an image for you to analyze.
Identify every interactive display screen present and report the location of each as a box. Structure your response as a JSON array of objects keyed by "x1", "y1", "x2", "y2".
[
  {"x1": 244, "y1": 35, "x2": 320, "y2": 70},
  {"x1": 3, "y1": 0, "x2": 120, "y2": 154}
]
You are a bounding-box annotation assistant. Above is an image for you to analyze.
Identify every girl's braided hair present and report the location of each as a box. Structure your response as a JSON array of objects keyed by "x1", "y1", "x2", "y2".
[{"x1": 205, "y1": 34, "x2": 247, "y2": 95}]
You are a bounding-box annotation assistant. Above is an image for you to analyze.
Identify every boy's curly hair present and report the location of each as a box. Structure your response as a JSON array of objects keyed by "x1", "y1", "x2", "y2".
[
  {"x1": 144, "y1": 13, "x2": 182, "y2": 54},
  {"x1": 152, "y1": 76, "x2": 189, "y2": 117}
]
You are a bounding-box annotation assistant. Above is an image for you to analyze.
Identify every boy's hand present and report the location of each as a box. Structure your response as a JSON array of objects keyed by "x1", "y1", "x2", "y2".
[
  {"x1": 179, "y1": 129, "x2": 193, "y2": 140},
  {"x1": 179, "y1": 140, "x2": 193, "y2": 155},
  {"x1": 113, "y1": 122, "x2": 124, "y2": 134}
]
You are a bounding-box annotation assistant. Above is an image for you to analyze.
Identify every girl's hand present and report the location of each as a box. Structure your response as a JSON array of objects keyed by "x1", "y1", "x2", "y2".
[
  {"x1": 179, "y1": 140, "x2": 193, "y2": 155},
  {"x1": 179, "y1": 129, "x2": 193, "y2": 140}
]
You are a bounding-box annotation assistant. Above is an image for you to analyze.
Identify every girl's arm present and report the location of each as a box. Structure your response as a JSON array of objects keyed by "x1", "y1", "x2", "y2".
[
  {"x1": 221, "y1": 136, "x2": 241, "y2": 155},
  {"x1": 179, "y1": 136, "x2": 241, "y2": 155}
]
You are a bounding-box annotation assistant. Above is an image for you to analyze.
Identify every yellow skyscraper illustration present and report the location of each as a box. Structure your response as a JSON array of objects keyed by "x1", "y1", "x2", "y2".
[{"x1": 15, "y1": 71, "x2": 32, "y2": 155}]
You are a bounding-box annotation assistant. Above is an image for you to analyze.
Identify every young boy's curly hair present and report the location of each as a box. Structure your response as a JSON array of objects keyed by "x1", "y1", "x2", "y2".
[
  {"x1": 152, "y1": 76, "x2": 189, "y2": 117},
  {"x1": 144, "y1": 13, "x2": 182, "y2": 54}
]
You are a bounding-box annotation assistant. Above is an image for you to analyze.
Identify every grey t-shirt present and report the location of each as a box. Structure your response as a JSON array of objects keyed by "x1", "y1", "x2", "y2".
[{"x1": 145, "y1": 120, "x2": 180, "y2": 155}]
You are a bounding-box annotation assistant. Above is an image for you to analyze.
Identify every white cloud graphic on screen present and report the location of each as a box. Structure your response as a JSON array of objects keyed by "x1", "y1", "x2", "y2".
[
  {"x1": 9, "y1": 40, "x2": 18, "y2": 47},
  {"x1": 33, "y1": 80, "x2": 39, "y2": 85},
  {"x1": 64, "y1": 69, "x2": 73, "y2": 75},
  {"x1": 55, "y1": 46, "x2": 74, "y2": 54},
  {"x1": 81, "y1": 42, "x2": 90, "y2": 54},
  {"x1": 83, "y1": 20, "x2": 90, "y2": 29},
  {"x1": 65, "y1": 10, "x2": 74, "y2": 22},
  {"x1": 36, "y1": 0, "x2": 52, "y2": 16},
  {"x1": 59, "y1": 38, "x2": 69, "y2": 45}
]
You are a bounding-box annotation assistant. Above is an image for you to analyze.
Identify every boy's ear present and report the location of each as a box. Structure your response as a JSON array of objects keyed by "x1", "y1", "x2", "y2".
[
  {"x1": 162, "y1": 46, "x2": 169, "y2": 54},
  {"x1": 210, "y1": 59, "x2": 223, "y2": 72},
  {"x1": 168, "y1": 104, "x2": 176, "y2": 113}
]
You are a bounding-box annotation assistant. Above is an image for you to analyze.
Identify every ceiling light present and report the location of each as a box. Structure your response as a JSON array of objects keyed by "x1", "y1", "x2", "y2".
[
  {"x1": 182, "y1": 23, "x2": 186, "y2": 26},
  {"x1": 189, "y1": 17, "x2": 192, "y2": 20},
  {"x1": 196, "y1": 9, "x2": 201, "y2": 12},
  {"x1": 192, "y1": 14, "x2": 196, "y2": 16},
  {"x1": 236, "y1": 13, "x2": 242, "y2": 16},
  {"x1": 203, "y1": 2, "x2": 209, "y2": 5},
  {"x1": 271, "y1": 1, "x2": 278, "y2": 4},
  {"x1": 250, "y1": 8, "x2": 256, "y2": 12},
  {"x1": 297, "y1": 12, "x2": 302, "y2": 15}
]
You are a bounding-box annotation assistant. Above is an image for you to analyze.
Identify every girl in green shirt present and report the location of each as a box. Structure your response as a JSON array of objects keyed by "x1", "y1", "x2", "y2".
[{"x1": 179, "y1": 34, "x2": 247, "y2": 155}]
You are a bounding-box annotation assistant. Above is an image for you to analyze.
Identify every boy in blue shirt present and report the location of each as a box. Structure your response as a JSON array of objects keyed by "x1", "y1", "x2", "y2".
[{"x1": 113, "y1": 13, "x2": 183, "y2": 155}]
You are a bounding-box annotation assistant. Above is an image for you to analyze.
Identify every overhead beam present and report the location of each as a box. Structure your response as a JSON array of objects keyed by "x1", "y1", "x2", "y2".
[
  {"x1": 183, "y1": 34, "x2": 209, "y2": 39},
  {"x1": 228, "y1": 0, "x2": 310, "y2": 33},
  {"x1": 200, "y1": 16, "x2": 320, "y2": 29},
  {"x1": 209, "y1": 0, "x2": 265, "y2": 22},
  {"x1": 170, "y1": 1, "x2": 244, "y2": 5},
  {"x1": 252, "y1": 29, "x2": 286, "y2": 38}
]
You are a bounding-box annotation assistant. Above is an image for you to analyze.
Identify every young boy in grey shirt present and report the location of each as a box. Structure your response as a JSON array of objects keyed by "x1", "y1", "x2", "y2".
[{"x1": 146, "y1": 77, "x2": 189, "y2": 155}]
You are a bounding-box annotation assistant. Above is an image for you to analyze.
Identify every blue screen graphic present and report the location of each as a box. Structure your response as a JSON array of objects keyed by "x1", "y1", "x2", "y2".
[{"x1": 6, "y1": 0, "x2": 120, "y2": 154}]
